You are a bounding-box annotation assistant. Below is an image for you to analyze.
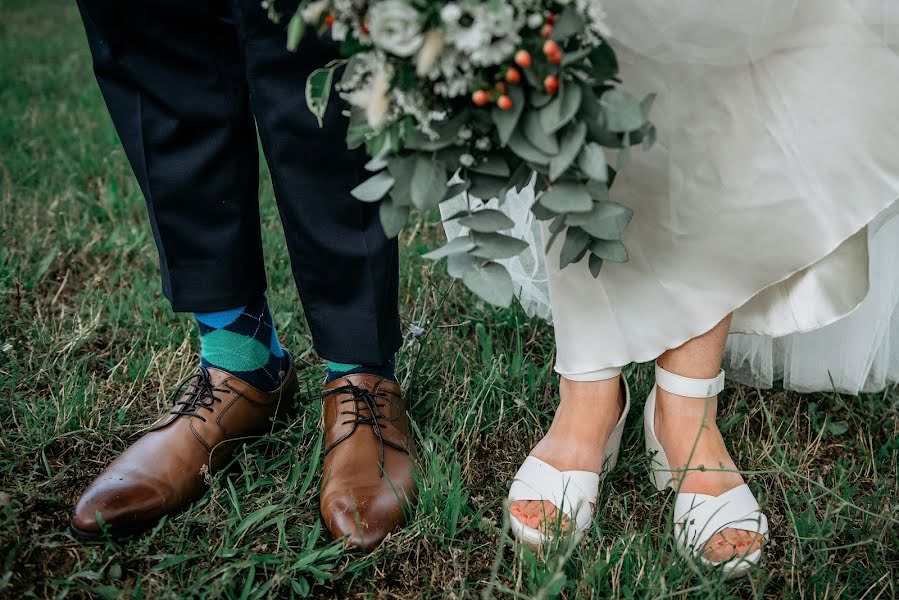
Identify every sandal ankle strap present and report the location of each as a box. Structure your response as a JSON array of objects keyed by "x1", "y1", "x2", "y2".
[{"x1": 654, "y1": 363, "x2": 725, "y2": 398}]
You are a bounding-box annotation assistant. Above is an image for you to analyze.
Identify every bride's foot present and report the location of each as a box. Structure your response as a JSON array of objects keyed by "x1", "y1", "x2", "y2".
[
  {"x1": 654, "y1": 385, "x2": 765, "y2": 562},
  {"x1": 509, "y1": 376, "x2": 624, "y2": 534}
]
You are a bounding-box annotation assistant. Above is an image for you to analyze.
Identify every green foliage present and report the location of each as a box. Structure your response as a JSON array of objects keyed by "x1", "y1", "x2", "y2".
[{"x1": 305, "y1": 65, "x2": 338, "y2": 127}]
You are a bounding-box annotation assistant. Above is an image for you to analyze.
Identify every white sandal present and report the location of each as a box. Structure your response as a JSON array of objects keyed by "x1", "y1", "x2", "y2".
[
  {"x1": 507, "y1": 376, "x2": 631, "y2": 549},
  {"x1": 644, "y1": 363, "x2": 769, "y2": 578}
]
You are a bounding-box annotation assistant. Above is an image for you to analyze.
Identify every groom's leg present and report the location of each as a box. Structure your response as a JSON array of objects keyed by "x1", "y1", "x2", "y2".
[
  {"x1": 70, "y1": 0, "x2": 298, "y2": 539},
  {"x1": 232, "y1": 1, "x2": 415, "y2": 551},
  {"x1": 234, "y1": 4, "x2": 402, "y2": 366}
]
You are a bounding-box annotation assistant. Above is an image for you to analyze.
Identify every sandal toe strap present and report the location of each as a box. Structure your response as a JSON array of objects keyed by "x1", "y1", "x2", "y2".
[
  {"x1": 508, "y1": 457, "x2": 599, "y2": 532},
  {"x1": 673, "y1": 484, "x2": 769, "y2": 550}
]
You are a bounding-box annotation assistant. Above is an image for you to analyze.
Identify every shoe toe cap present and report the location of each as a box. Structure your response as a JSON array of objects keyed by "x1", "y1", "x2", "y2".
[
  {"x1": 72, "y1": 474, "x2": 167, "y2": 535},
  {"x1": 321, "y1": 486, "x2": 409, "y2": 551}
]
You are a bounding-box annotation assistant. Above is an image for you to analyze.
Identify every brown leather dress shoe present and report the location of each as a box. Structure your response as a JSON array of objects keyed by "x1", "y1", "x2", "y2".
[
  {"x1": 71, "y1": 361, "x2": 298, "y2": 539},
  {"x1": 319, "y1": 374, "x2": 417, "y2": 551}
]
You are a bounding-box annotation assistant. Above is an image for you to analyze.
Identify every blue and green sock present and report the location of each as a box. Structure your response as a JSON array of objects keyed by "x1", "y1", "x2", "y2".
[
  {"x1": 194, "y1": 295, "x2": 289, "y2": 392},
  {"x1": 326, "y1": 356, "x2": 396, "y2": 383}
]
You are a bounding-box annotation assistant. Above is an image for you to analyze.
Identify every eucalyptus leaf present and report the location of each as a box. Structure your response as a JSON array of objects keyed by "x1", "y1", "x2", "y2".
[
  {"x1": 462, "y1": 261, "x2": 514, "y2": 308},
  {"x1": 365, "y1": 154, "x2": 388, "y2": 172},
  {"x1": 447, "y1": 251, "x2": 476, "y2": 278},
  {"x1": 492, "y1": 85, "x2": 525, "y2": 146},
  {"x1": 468, "y1": 173, "x2": 507, "y2": 200},
  {"x1": 586, "y1": 179, "x2": 610, "y2": 202},
  {"x1": 551, "y1": 84, "x2": 582, "y2": 134},
  {"x1": 404, "y1": 129, "x2": 456, "y2": 151},
  {"x1": 471, "y1": 155, "x2": 510, "y2": 178},
  {"x1": 422, "y1": 235, "x2": 476, "y2": 260},
  {"x1": 551, "y1": 7, "x2": 585, "y2": 40},
  {"x1": 443, "y1": 181, "x2": 469, "y2": 201},
  {"x1": 588, "y1": 253, "x2": 603, "y2": 277},
  {"x1": 378, "y1": 199, "x2": 409, "y2": 238},
  {"x1": 523, "y1": 111, "x2": 560, "y2": 154},
  {"x1": 350, "y1": 171, "x2": 394, "y2": 202},
  {"x1": 590, "y1": 238, "x2": 629, "y2": 262},
  {"x1": 387, "y1": 156, "x2": 416, "y2": 205},
  {"x1": 470, "y1": 231, "x2": 529, "y2": 259},
  {"x1": 458, "y1": 209, "x2": 514, "y2": 232},
  {"x1": 539, "y1": 182, "x2": 592, "y2": 213},
  {"x1": 602, "y1": 89, "x2": 645, "y2": 133},
  {"x1": 410, "y1": 157, "x2": 446, "y2": 211},
  {"x1": 550, "y1": 121, "x2": 587, "y2": 181},
  {"x1": 530, "y1": 90, "x2": 554, "y2": 109},
  {"x1": 305, "y1": 67, "x2": 335, "y2": 128},
  {"x1": 508, "y1": 130, "x2": 551, "y2": 166},
  {"x1": 538, "y1": 94, "x2": 562, "y2": 136},
  {"x1": 531, "y1": 201, "x2": 557, "y2": 221},
  {"x1": 561, "y1": 47, "x2": 592, "y2": 66},
  {"x1": 559, "y1": 226, "x2": 591, "y2": 269},
  {"x1": 589, "y1": 44, "x2": 619, "y2": 82},
  {"x1": 577, "y1": 143, "x2": 608, "y2": 182},
  {"x1": 287, "y1": 12, "x2": 306, "y2": 52},
  {"x1": 566, "y1": 201, "x2": 633, "y2": 239}
]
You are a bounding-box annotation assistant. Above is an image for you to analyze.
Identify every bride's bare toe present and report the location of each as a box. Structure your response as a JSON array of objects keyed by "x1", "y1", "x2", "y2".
[
  {"x1": 701, "y1": 528, "x2": 764, "y2": 563},
  {"x1": 510, "y1": 500, "x2": 573, "y2": 533}
]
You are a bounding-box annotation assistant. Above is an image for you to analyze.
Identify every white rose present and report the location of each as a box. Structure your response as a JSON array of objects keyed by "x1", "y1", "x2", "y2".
[{"x1": 366, "y1": 0, "x2": 423, "y2": 57}]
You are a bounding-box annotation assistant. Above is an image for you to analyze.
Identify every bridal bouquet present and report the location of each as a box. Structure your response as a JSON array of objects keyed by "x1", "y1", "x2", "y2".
[{"x1": 287, "y1": 0, "x2": 654, "y2": 306}]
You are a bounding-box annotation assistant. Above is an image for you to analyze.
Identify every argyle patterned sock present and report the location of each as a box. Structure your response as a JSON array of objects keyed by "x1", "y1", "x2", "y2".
[
  {"x1": 325, "y1": 355, "x2": 396, "y2": 383},
  {"x1": 195, "y1": 295, "x2": 288, "y2": 392}
]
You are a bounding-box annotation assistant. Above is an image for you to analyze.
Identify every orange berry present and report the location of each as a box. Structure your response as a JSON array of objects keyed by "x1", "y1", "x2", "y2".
[
  {"x1": 324, "y1": 12, "x2": 335, "y2": 26},
  {"x1": 543, "y1": 39, "x2": 560, "y2": 56},
  {"x1": 548, "y1": 50, "x2": 563, "y2": 64},
  {"x1": 544, "y1": 75, "x2": 559, "y2": 94},
  {"x1": 472, "y1": 90, "x2": 490, "y2": 106},
  {"x1": 546, "y1": 12, "x2": 556, "y2": 25},
  {"x1": 505, "y1": 67, "x2": 521, "y2": 84},
  {"x1": 495, "y1": 81, "x2": 508, "y2": 94},
  {"x1": 514, "y1": 50, "x2": 532, "y2": 68},
  {"x1": 497, "y1": 95, "x2": 513, "y2": 111},
  {"x1": 541, "y1": 24, "x2": 554, "y2": 38}
]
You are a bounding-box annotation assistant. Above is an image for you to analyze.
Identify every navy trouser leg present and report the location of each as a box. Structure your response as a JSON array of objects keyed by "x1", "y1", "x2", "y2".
[{"x1": 76, "y1": 0, "x2": 401, "y2": 364}]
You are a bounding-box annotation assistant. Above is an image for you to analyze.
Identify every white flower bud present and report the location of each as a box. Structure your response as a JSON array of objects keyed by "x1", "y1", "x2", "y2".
[
  {"x1": 460, "y1": 153, "x2": 475, "y2": 167},
  {"x1": 458, "y1": 127, "x2": 473, "y2": 140},
  {"x1": 475, "y1": 137, "x2": 492, "y2": 151},
  {"x1": 527, "y1": 13, "x2": 544, "y2": 29}
]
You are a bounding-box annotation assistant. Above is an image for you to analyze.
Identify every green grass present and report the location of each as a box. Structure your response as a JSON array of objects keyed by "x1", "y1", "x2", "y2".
[{"x1": 1, "y1": 1, "x2": 898, "y2": 598}]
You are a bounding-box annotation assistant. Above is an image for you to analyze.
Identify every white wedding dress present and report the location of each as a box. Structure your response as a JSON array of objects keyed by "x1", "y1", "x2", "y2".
[{"x1": 442, "y1": 0, "x2": 899, "y2": 394}]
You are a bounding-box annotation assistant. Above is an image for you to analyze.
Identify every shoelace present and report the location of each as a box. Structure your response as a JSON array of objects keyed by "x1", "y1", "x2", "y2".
[
  {"x1": 320, "y1": 384, "x2": 405, "y2": 474},
  {"x1": 168, "y1": 367, "x2": 229, "y2": 422}
]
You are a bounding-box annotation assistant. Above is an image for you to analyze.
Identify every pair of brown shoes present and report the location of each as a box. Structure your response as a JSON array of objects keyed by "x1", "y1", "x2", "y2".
[{"x1": 71, "y1": 358, "x2": 416, "y2": 552}]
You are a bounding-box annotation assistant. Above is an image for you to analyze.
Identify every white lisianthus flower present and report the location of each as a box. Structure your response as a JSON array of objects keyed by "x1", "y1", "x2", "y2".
[
  {"x1": 366, "y1": 0, "x2": 424, "y2": 57},
  {"x1": 302, "y1": 0, "x2": 329, "y2": 24},
  {"x1": 442, "y1": 1, "x2": 521, "y2": 66},
  {"x1": 416, "y1": 29, "x2": 445, "y2": 77}
]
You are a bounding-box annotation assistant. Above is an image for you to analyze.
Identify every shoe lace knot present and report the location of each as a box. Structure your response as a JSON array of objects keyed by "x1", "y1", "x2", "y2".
[
  {"x1": 169, "y1": 368, "x2": 229, "y2": 422},
  {"x1": 322, "y1": 383, "x2": 403, "y2": 474}
]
